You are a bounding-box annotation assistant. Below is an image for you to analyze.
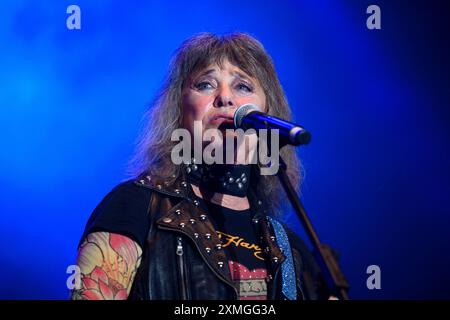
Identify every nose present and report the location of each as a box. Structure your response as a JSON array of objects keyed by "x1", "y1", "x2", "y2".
[{"x1": 213, "y1": 85, "x2": 235, "y2": 108}]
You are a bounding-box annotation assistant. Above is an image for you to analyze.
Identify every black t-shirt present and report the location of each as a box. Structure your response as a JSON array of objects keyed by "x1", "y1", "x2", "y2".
[
  {"x1": 79, "y1": 181, "x2": 152, "y2": 249},
  {"x1": 200, "y1": 199, "x2": 269, "y2": 300}
]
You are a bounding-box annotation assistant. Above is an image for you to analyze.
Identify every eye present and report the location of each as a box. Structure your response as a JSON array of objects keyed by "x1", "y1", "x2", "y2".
[
  {"x1": 194, "y1": 81, "x2": 214, "y2": 91},
  {"x1": 236, "y1": 82, "x2": 253, "y2": 93}
]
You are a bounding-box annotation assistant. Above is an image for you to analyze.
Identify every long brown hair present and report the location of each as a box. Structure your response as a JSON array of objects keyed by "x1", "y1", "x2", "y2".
[{"x1": 129, "y1": 32, "x2": 302, "y2": 216}]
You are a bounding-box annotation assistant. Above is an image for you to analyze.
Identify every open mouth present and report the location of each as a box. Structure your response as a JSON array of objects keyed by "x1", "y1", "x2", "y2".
[
  {"x1": 218, "y1": 121, "x2": 235, "y2": 130},
  {"x1": 211, "y1": 114, "x2": 235, "y2": 130}
]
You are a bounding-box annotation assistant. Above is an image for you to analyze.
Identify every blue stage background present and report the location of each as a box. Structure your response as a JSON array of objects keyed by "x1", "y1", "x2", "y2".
[{"x1": 1, "y1": 0, "x2": 449, "y2": 299}]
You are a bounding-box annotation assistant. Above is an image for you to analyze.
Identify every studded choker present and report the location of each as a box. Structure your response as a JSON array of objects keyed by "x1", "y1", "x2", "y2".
[{"x1": 184, "y1": 161, "x2": 251, "y2": 197}]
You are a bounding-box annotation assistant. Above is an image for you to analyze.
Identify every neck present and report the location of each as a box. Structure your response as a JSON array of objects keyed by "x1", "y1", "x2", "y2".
[{"x1": 190, "y1": 184, "x2": 250, "y2": 211}]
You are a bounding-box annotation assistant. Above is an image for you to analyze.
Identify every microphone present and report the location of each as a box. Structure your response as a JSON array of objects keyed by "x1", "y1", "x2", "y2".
[{"x1": 233, "y1": 104, "x2": 311, "y2": 146}]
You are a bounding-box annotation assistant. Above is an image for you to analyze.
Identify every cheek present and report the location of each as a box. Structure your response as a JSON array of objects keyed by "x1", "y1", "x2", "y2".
[
  {"x1": 182, "y1": 92, "x2": 214, "y2": 134},
  {"x1": 183, "y1": 94, "x2": 213, "y2": 120},
  {"x1": 236, "y1": 94, "x2": 266, "y2": 111}
]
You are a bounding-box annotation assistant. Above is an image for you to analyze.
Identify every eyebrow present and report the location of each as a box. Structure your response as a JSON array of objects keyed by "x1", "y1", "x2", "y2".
[
  {"x1": 195, "y1": 69, "x2": 217, "y2": 78},
  {"x1": 195, "y1": 69, "x2": 253, "y2": 82},
  {"x1": 232, "y1": 71, "x2": 253, "y2": 82}
]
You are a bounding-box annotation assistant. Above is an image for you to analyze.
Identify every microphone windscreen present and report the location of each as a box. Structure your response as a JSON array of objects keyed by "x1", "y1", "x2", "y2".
[{"x1": 233, "y1": 104, "x2": 261, "y2": 129}]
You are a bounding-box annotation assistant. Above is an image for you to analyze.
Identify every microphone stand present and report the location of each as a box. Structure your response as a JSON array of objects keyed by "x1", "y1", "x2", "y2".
[{"x1": 277, "y1": 156, "x2": 350, "y2": 300}]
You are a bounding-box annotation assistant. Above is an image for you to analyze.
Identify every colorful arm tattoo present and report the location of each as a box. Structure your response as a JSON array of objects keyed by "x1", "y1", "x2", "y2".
[{"x1": 71, "y1": 232, "x2": 143, "y2": 300}]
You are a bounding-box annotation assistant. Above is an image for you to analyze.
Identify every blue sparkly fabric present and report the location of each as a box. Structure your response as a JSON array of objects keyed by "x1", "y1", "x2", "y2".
[{"x1": 267, "y1": 217, "x2": 297, "y2": 300}]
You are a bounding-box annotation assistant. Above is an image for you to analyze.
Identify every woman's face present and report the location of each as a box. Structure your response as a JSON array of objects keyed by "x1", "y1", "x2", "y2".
[{"x1": 182, "y1": 59, "x2": 267, "y2": 137}]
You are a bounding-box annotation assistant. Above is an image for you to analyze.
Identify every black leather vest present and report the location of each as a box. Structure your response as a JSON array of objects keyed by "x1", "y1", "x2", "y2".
[{"x1": 128, "y1": 174, "x2": 328, "y2": 300}]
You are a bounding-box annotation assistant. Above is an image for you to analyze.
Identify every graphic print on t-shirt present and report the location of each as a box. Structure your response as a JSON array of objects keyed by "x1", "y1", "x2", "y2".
[
  {"x1": 228, "y1": 260, "x2": 267, "y2": 300},
  {"x1": 203, "y1": 202, "x2": 269, "y2": 300}
]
